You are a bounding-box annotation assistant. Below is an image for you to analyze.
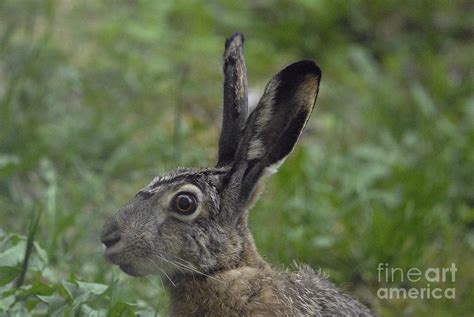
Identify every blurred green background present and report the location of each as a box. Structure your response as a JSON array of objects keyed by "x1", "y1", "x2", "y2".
[{"x1": 1, "y1": 0, "x2": 473, "y2": 316}]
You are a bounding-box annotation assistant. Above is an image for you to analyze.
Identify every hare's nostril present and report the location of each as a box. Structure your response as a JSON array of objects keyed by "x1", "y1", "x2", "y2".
[
  {"x1": 101, "y1": 216, "x2": 122, "y2": 248},
  {"x1": 102, "y1": 235, "x2": 121, "y2": 249}
]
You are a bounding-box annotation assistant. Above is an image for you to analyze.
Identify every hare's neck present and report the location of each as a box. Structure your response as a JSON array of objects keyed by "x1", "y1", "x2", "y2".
[{"x1": 166, "y1": 261, "x2": 274, "y2": 316}]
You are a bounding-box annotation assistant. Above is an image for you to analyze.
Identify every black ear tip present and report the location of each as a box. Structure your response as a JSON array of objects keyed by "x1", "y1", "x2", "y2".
[
  {"x1": 282, "y1": 60, "x2": 322, "y2": 80},
  {"x1": 225, "y1": 32, "x2": 245, "y2": 49}
]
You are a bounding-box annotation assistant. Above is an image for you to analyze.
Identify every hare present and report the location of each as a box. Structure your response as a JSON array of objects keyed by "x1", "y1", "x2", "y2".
[{"x1": 101, "y1": 33, "x2": 374, "y2": 317}]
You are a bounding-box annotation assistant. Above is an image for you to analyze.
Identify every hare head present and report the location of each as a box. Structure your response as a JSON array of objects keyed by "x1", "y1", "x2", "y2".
[{"x1": 100, "y1": 33, "x2": 321, "y2": 279}]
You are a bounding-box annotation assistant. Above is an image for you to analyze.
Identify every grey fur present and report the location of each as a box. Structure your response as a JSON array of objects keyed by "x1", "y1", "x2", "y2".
[{"x1": 101, "y1": 33, "x2": 375, "y2": 317}]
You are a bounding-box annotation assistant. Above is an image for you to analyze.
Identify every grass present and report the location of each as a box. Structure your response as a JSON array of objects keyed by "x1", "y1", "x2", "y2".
[{"x1": 0, "y1": 0, "x2": 473, "y2": 315}]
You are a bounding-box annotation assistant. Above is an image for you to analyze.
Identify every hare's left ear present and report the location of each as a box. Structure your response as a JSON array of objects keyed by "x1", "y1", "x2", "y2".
[
  {"x1": 216, "y1": 32, "x2": 249, "y2": 167},
  {"x1": 223, "y1": 60, "x2": 321, "y2": 207}
]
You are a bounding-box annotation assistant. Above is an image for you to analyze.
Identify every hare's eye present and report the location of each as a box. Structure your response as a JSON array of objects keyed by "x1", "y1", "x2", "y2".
[{"x1": 172, "y1": 192, "x2": 197, "y2": 215}]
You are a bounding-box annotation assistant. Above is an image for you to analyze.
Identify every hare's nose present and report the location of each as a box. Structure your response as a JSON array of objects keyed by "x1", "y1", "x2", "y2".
[{"x1": 100, "y1": 218, "x2": 121, "y2": 248}]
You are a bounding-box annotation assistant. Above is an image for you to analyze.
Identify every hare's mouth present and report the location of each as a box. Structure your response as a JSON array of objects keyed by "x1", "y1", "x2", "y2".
[
  {"x1": 103, "y1": 246, "x2": 154, "y2": 277},
  {"x1": 103, "y1": 239, "x2": 126, "y2": 264},
  {"x1": 119, "y1": 263, "x2": 142, "y2": 277}
]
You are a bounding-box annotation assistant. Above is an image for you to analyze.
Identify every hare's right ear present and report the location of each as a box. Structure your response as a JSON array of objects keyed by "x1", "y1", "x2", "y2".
[{"x1": 222, "y1": 60, "x2": 321, "y2": 208}]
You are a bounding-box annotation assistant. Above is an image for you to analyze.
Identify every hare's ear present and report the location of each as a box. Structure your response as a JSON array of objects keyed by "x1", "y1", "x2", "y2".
[
  {"x1": 216, "y1": 32, "x2": 249, "y2": 167},
  {"x1": 223, "y1": 60, "x2": 321, "y2": 206}
]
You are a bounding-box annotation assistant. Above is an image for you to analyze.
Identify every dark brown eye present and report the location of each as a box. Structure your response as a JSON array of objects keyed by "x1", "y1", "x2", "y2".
[{"x1": 172, "y1": 192, "x2": 197, "y2": 215}]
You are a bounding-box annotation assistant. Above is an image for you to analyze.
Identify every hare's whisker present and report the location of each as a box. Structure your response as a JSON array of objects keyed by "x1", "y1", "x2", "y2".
[
  {"x1": 145, "y1": 257, "x2": 176, "y2": 287},
  {"x1": 151, "y1": 252, "x2": 223, "y2": 283}
]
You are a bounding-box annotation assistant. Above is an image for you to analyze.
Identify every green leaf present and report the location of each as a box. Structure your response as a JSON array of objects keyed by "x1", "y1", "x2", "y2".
[
  {"x1": 62, "y1": 279, "x2": 78, "y2": 300},
  {"x1": 37, "y1": 294, "x2": 68, "y2": 314},
  {"x1": 67, "y1": 292, "x2": 91, "y2": 315},
  {"x1": 56, "y1": 280, "x2": 109, "y2": 315},
  {"x1": 109, "y1": 301, "x2": 137, "y2": 317},
  {"x1": 0, "y1": 242, "x2": 25, "y2": 267},
  {"x1": 17, "y1": 281, "x2": 55, "y2": 298},
  {"x1": 37, "y1": 294, "x2": 65, "y2": 306},
  {"x1": 76, "y1": 281, "x2": 109, "y2": 295},
  {"x1": 81, "y1": 303, "x2": 106, "y2": 317},
  {"x1": 0, "y1": 266, "x2": 22, "y2": 286},
  {"x1": 0, "y1": 294, "x2": 15, "y2": 311}
]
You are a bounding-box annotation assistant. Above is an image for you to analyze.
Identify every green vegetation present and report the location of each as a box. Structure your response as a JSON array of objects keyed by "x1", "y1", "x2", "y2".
[{"x1": 1, "y1": 0, "x2": 472, "y2": 315}]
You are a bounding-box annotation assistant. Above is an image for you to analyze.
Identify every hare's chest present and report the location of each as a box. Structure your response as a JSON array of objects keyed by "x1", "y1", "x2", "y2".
[{"x1": 170, "y1": 268, "x2": 289, "y2": 316}]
